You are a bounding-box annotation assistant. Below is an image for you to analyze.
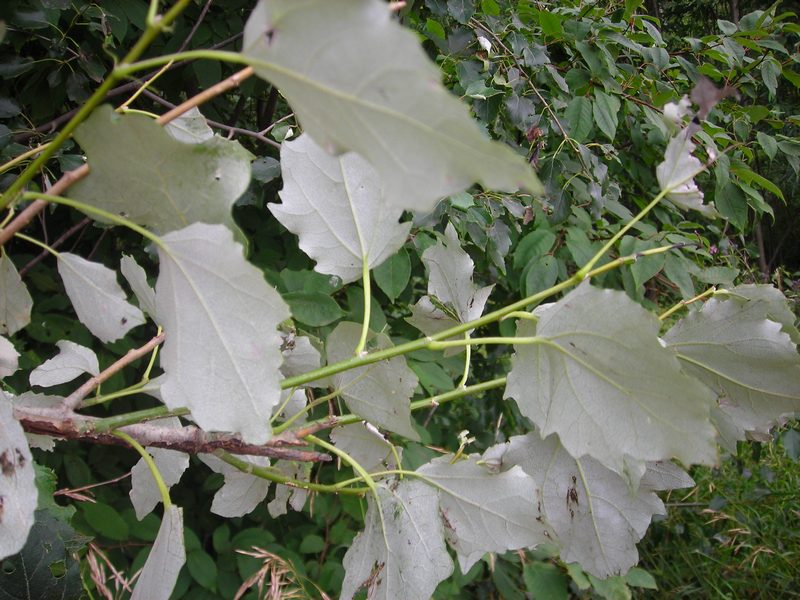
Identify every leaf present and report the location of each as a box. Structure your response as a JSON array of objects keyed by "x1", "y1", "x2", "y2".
[
  {"x1": 29, "y1": 340, "x2": 99, "y2": 387},
  {"x1": 120, "y1": 254, "x2": 157, "y2": 318},
  {"x1": 163, "y1": 106, "x2": 214, "y2": 143},
  {"x1": 564, "y1": 96, "x2": 593, "y2": 143},
  {"x1": 156, "y1": 223, "x2": 290, "y2": 444},
  {"x1": 131, "y1": 505, "x2": 185, "y2": 600},
  {"x1": 656, "y1": 130, "x2": 718, "y2": 216},
  {"x1": 0, "y1": 393, "x2": 37, "y2": 560},
  {"x1": 199, "y1": 453, "x2": 270, "y2": 518},
  {"x1": 639, "y1": 461, "x2": 695, "y2": 491},
  {"x1": 130, "y1": 420, "x2": 190, "y2": 520},
  {"x1": 326, "y1": 322, "x2": 419, "y2": 440},
  {"x1": 417, "y1": 454, "x2": 553, "y2": 572},
  {"x1": 407, "y1": 223, "x2": 493, "y2": 344},
  {"x1": 504, "y1": 282, "x2": 717, "y2": 476},
  {"x1": 71, "y1": 104, "x2": 252, "y2": 234},
  {"x1": 0, "y1": 252, "x2": 33, "y2": 335},
  {"x1": 523, "y1": 562, "x2": 569, "y2": 600},
  {"x1": 267, "y1": 460, "x2": 310, "y2": 517},
  {"x1": 272, "y1": 135, "x2": 411, "y2": 283},
  {"x1": 82, "y1": 502, "x2": 129, "y2": 540},
  {"x1": 280, "y1": 333, "x2": 322, "y2": 380},
  {"x1": 446, "y1": 0, "x2": 475, "y2": 23},
  {"x1": 331, "y1": 422, "x2": 399, "y2": 473},
  {"x1": 284, "y1": 291, "x2": 345, "y2": 327},
  {"x1": 252, "y1": 156, "x2": 281, "y2": 183},
  {"x1": 663, "y1": 287, "x2": 800, "y2": 448},
  {"x1": 0, "y1": 335, "x2": 19, "y2": 379},
  {"x1": 373, "y1": 248, "x2": 411, "y2": 301},
  {"x1": 242, "y1": 0, "x2": 541, "y2": 213},
  {"x1": 593, "y1": 90, "x2": 620, "y2": 141},
  {"x1": 57, "y1": 253, "x2": 145, "y2": 343},
  {"x1": 341, "y1": 479, "x2": 453, "y2": 599},
  {"x1": 756, "y1": 131, "x2": 778, "y2": 160},
  {"x1": 494, "y1": 432, "x2": 678, "y2": 578}
]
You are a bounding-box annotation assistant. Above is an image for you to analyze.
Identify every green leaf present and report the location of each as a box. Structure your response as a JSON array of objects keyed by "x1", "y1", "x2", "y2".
[
  {"x1": 523, "y1": 562, "x2": 568, "y2": 600},
  {"x1": 341, "y1": 479, "x2": 453, "y2": 599},
  {"x1": 0, "y1": 253, "x2": 33, "y2": 336},
  {"x1": 326, "y1": 322, "x2": 419, "y2": 440},
  {"x1": 505, "y1": 283, "x2": 717, "y2": 476},
  {"x1": 409, "y1": 360, "x2": 454, "y2": 394},
  {"x1": 242, "y1": 0, "x2": 541, "y2": 213},
  {"x1": 756, "y1": 131, "x2": 778, "y2": 160},
  {"x1": 564, "y1": 96, "x2": 593, "y2": 143},
  {"x1": 251, "y1": 156, "x2": 281, "y2": 183},
  {"x1": 781, "y1": 429, "x2": 800, "y2": 460},
  {"x1": 57, "y1": 253, "x2": 145, "y2": 343},
  {"x1": 0, "y1": 394, "x2": 37, "y2": 559},
  {"x1": 81, "y1": 502, "x2": 129, "y2": 541},
  {"x1": 199, "y1": 453, "x2": 270, "y2": 518},
  {"x1": 715, "y1": 183, "x2": 748, "y2": 231},
  {"x1": 29, "y1": 340, "x2": 99, "y2": 387},
  {"x1": 187, "y1": 549, "x2": 218, "y2": 589},
  {"x1": 33, "y1": 464, "x2": 75, "y2": 523},
  {"x1": 156, "y1": 223, "x2": 290, "y2": 444},
  {"x1": 271, "y1": 134, "x2": 411, "y2": 283},
  {"x1": 284, "y1": 292, "x2": 345, "y2": 327},
  {"x1": 447, "y1": 0, "x2": 475, "y2": 24},
  {"x1": 663, "y1": 286, "x2": 800, "y2": 449},
  {"x1": 588, "y1": 574, "x2": 631, "y2": 600},
  {"x1": 539, "y1": 11, "x2": 564, "y2": 37},
  {"x1": 513, "y1": 229, "x2": 556, "y2": 271},
  {"x1": 656, "y1": 130, "x2": 718, "y2": 216},
  {"x1": 625, "y1": 567, "x2": 658, "y2": 589},
  {"x1": 593, "y1": 90, "x2": 620, "y2": 141},
  {"x1": 760, "y1": 57, "x2": 781, "y2": 97},
  {"x1": 374, "y1": 248, "x2": 411, "y2": 301},
  {"x1": 164, "y1": 106, "x2": 214, "y2": 143},
  {"x1": 131, "y1": 506, "x2": 185, "y2": 600},
  {"x1": 522, "y1": 255, "x2": 558, "y2": 297},
  {"x1": 417, "y1": 455, "x2": 552, "y2": 572},
  {"x1": 72, "y1": 105, "x2": 252, "y2": 234}
]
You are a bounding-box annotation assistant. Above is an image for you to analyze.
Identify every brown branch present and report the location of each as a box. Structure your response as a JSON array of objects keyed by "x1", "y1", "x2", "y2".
[
  {"x1": 18, "y1": 217, "x2": 92, "y2": 276},
  {"x1": 15, "y1": 407, "x2": 332, "y2": 462}
]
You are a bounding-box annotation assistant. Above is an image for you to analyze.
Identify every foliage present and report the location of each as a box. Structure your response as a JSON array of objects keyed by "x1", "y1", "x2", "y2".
[{"x1": 0, "y1": 0, "x2": 799, "y2": 599}]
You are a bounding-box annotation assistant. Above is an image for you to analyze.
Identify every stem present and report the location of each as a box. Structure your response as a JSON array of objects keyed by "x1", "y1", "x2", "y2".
[
  {"x1": 13, "y1": 233, "x2": 59, "y2": 256},
  {"x1": 91, "y1": 406, "x2": 190, "y2": 433},
  {"x1": 659, "y1": 287, "x2": 716, "y2": 321},
  {"x1": 113, "y1": 430, "x2": 172, "y2": 509},
  {"x1": 428, "y1": 336, "x2": 541, "y2": 350},
  {"x1": 115, "y1": 50, "x2": 249, "y2": 78},
  {"x1": 456, "y1": 333, "x2": 471, "y2": 388},
  {"x1": 0, "y1": 143, "x2": 51, "y2": 175},
  {"x1": 305, "y1": 434, "x2": 380, "y2": 502},
  {"x1": 355, "y1": 255, "x2": 371, "y2": 356}
]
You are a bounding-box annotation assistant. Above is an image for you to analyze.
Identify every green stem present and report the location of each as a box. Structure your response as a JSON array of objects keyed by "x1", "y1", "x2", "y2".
[
  {"x1": 272, "y1": 389, "x2": 338, "y2": 434},
  {"x1": 659, "y1": 286, "x2": 716, "y2": 321},
  {"x1": 13, "y1": 232, "x2": 59, "y2": 256},
  {"x1": 113, "y1": 430, "x2": 172, "y2": 508},
  {"x1": 90, "y1": 406, "x2": 190, "y2": 433},
  {"x1": 456, "y1": 333, "x2": 471, "y2": 388},
  {"x1": 428, "y1": 336, "x2": 541, "y2": 350},
  {"x1": 0, "y1": 0, "x2": 193, "y2": 210},
  {"x1": 355, "y1": 255, "x2": 371, "y2": 356},
  {"x1": 114, "y1": 50, "x2": 249, "y2": 78},
  {"x1": 305, "y1": 434, "x2": 380, "y2": 501}
]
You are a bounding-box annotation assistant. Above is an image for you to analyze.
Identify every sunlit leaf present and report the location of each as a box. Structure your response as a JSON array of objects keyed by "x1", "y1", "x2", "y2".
[
  {"x1": 271, "y1": 134, "x2": 411, "y2": 283},
  {"x1": 120, "y1": 254, "x2": 157, "y2": 318},
  {"x1": 72, "y1": 105, "x2": 252, "y2": 234},
  {"x1": 130, "y1": 505, "x2": 185, "y2": 600},
  {"x1": 341, "y1": 479, "x2": 453, "y2": 599},
  {"x1": 0, "y1": 392, "x2": 37, "y2": 560},
  {"x1": 656, "y1": 129, "x2": 718, "y2": 216},
  {"x1": 29, "y1": 340, "x2": 99, "y2": 387},
  {"x1": 417, "y1": 454, "x2": 552, "y2": 572},
  {"x1": 199, "y1": 453, "x2": 270, "y2": 518},
  {"x1": 663, "y1": 286, "x2": 800, "y2": 448},
  {"x1": 156, "y1": 224, "x2": 290, "y2": 444},
  {"x1": 57, "y1": 252, "x2": 145, "y2": 343},
  {"x1": 505, "y1": 282, "x2": 717, "y2": 476},
  {"x1": 326, "y1": 322, "x2": 419, "y2": 440},
  {"x1": 0, "y1": 252, "x2": 33, "y2": 336},
  {"x1": 242, "y1": 0, "x2": 541, "y2": 212}
]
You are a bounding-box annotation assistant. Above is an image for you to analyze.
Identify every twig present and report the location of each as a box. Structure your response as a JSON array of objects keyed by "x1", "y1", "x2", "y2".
[
  {"x1": 18, "y1": 217, "x2": 91, "y2": 276},
  {"x1": 62, "y1": 333, "x2": 166, "y2": 411},
  {"x1": 156, "y1": 66, "x2": 254, "y2": 124}
]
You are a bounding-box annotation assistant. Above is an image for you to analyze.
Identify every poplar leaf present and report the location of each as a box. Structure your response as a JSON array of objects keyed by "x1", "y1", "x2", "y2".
[
  {"x1": 656, "y1": 130, "x2": 718, "y2": 216},
  {"x1": 663, "y1": 287, "x2": 800, "y2": 447},
  {"x1": 341, "y1": 479, "x2": 453, "y2": 600},
  {"x1": 639, "y1": 461, "x2": 695, "y2": 491},
  {"x1": 0, "y1": 335, "x2": 19, "y2": 379},
  {"x1": 57, "y1": 253, "x2": 145, "y2": 343},
  {"x1": 331, "y1": 422, "x2": 399, "y2": 473},
  {"x1": 504, "y1": 282, "x2": 717, "y2": 476},
  {"x1": 130, "y1": 419, "x2": 189, "y2": 520},
  {"x1": 326, "y1": 322, "x2": 419, "y2": 440},
  {"x1": 29, "y1": 340, "x2": 99, "y2": 387},
  {"x1": 199, "y1": 454, "x2": 270, "y2": 518},
  {"x1": 71, "y1": 105, "x2": 252, "y2": 234},
  {"x1": 417, "y1": 455, "x2": 553, "y2": 572},
  {"x1": 0, "y1": 392, "x2": 37, "y2": 560},
  {"x1": 120, "y1": 254, "x2": 157, "y2": 318},
  {"x1": 495, "y1": 433, "x2": 683, "y2": 578},
  {"x1": 130, "y1": 505, "x2": 185, "y2": 600},
  {"x1": 156, "y1": 224, "x2": 290, "y2": 444},
  {"x1": 280, "y1": 333, "x2": 322, "y2": 380},
  {"x1": 242, "y1": 0, "x2": 541, "y2": 213},
  {"x1": 164, "y1": 106, "x2": 214, "y2": 143},
  {"x1": 271, "y1": 134, "x2": 411, "y2": 283},
  {"x1": 0, "y1": 252, "x2": 33, "y2": 335},
  {"x1": 267, "y1": 460, "x2": 310, "y2": 518}
]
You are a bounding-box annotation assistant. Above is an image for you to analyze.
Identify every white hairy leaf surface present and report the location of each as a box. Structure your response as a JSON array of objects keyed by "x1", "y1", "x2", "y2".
[
  {"x1": 29, "y1": 340, "x2": 99, "y2": 388},
  {"x1": 656, "y1": 129, "x2": 717, "y2": 215},
  {"x1": 130, "y1": 505, "x2": 185, "y2": 600},
  {"x1": 326, "y1": 322, "x2": 419, "y2": 440},
  {"x1": 156, "y1": 223, "x2": 290, "y2": 444},
  {"x1": 0, "y1": 392, "x2": 37, "y2": 560},
  {"x1": 505, "y1": 282, "x2": 717, "y2": 476},
  {"x1": 57, "y1": 253, "x2": 145, "y2": 343},
  {"x1": 120, "y1": 254, "x2": 158, "y2": 319},
  {"x1": 331, "y1": 422, "x2": 398, "y2": 473},
  {"x1": 242, "y1": 0, "x2": 541, "y2": 212},
  {"x1": 199, "y1": 453, "x2": 271, "y2": 518},
  {"x1": 271, "y1": 134, "x2": 411, "y2": 283},
  {"x1": 0, "y1": 253, "x2": 33, "y2": 336},
  {"x1": 0, "y1": 336, "x2": 19, "y2": 379},
  {"x1": 663, "y1": 287, "x2": 800, "y2": 449},
  {"x1": 417, "y1": 454, "x2": 552, "y2": 572},
  {"x1": 341, "y1": 479, "x2": 453, "y2": 600},
  {"x1": 280, "y1": 333, "x2": 322, "y2": 381},
  {"x1": 267, "y1": 460, "x2": 310, "y2": 518},
  {"x1": 71, "y1": 105, "x2": 252, "y2": 234}
]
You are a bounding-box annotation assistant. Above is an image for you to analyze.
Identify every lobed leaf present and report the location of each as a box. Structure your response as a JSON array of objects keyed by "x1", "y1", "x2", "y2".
[
  {"x1": 156, "y1": 223, "x2": 290, "y2": 444},
  {"x1": 267, "y1": 460, "x2": 310, "y2": 518},
  {"x1": 242, "y1": 0, "x2": 541, "y2": 213},
  {"x1": 331, "y1": 422, "x2": 399, "y2": 473}
]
